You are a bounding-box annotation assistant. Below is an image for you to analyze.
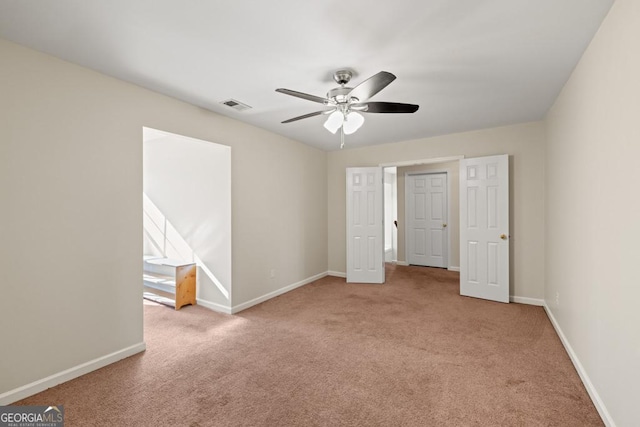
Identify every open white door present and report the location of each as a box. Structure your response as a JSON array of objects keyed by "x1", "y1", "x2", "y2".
[
  {"x1": 460, "y1": 155, "x2": 509, "y2": 302},
  {"x1": 346, "y1": 167, "x2": 385, "y2": 284}
]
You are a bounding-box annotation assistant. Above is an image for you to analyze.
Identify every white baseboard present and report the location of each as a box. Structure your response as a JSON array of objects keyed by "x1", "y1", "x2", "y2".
[
  {"x1": 448, "y1": 266, "x2": 460, "y2": 272},
  {"x1": 327, "y1": 271, "x2": 346, "y2": 278},
  {"x1": 231, "y1": 271, "x2": 328, "y2": 314},
  {"x1": 0, "y1": 342, "x2": 146, "y2": 405},
  {"x1": 543, "y1": 303, "x2": 614, "y2": 427},
  {"x1": 196, "y1": 298, "x2": 232, "y2": 315},
  {"x1": 509, "y1": 296, "x2": 545, "y2": 306},
  {"x1": 395, "y1": 261, "x2": 409, "y2": 266}
]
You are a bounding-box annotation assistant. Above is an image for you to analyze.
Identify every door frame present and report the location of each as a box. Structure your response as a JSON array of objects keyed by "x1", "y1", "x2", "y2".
[
  {"x1": 404, "y1": 170, "x2": 451, "y2": 269},
  {"x1": 382, "y1": 168, "x2": 398, "y2": 263}
]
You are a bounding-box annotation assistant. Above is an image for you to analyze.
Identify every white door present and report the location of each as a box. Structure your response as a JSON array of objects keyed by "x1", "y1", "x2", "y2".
[
  {"x1": 346, "y1": 167, "x2": 385, "y2": 284},
  {"x1": 406, "y1": 173, "x2": 448, "y2": 268},
  {"x1": 460, "y1": 155, "x2": 509, "y2": 303}
]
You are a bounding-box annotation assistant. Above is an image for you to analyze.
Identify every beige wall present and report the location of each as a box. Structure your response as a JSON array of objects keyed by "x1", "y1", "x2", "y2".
[
  {"x1": 396, "y1": 162, "x2": 460, "y2": 267},
  {"x1": 328, "y1": 121, "x2": 546, "y2": 300},
  {"x1": 545, "y1": 0, "x2": 640, "y2": 425},
  {"x1": 0, "y1": 39, "x2": 327, "y2": 396}
]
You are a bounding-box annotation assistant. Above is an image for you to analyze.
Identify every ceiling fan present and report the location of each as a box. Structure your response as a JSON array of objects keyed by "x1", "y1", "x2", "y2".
[{"x1": 276, "y1": 70, "x2": 419, "y2": 148}]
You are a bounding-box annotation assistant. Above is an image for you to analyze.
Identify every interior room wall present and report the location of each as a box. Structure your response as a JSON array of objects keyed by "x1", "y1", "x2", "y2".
[
  {"x1": 143, "y1": 128, "x2": 232, "y2": 309},
  {"x1": 396, "y1": 161, "x2": 460, "y2": 268},
  {"x1": 544, "y1": 0, "x2": 640, "y2": 424},
  {"x1": 327, "y1": 121, "x2": 546, "y2": 300},
  {"x1": 0, "y1": 38, "x2": 327, "y2": 399}
]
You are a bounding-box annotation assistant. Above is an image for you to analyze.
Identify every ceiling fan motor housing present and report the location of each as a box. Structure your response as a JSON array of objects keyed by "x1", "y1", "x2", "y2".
[{"x1": 327, "y1": 86, "x2": 356, "y2": 104}]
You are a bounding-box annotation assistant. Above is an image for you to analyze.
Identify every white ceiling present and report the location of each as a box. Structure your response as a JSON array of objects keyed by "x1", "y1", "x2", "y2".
[{"x1": 0, "y1": 0, "x2": 613, "y2": 151}]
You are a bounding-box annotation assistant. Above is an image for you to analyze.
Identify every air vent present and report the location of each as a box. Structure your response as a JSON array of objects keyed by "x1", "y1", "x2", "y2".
[{"x1": 220, "y1": 99, "x2": 252, "y2": 112}]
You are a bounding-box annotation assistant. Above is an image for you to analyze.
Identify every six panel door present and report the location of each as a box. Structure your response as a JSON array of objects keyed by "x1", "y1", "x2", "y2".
[
  {"x1": 346, "y1": 167, "x2": 385, "y2": 284},
  {"x1": 407, "y1": 173, "x2": 448, "y2": 268},
  {"x1": 460, "y1": 155, "x2": 509, "y2": 303}
]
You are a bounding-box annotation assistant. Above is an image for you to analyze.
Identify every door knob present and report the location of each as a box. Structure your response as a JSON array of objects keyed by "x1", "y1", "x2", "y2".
[
  {"x1": 500, "y1": 234, "x2": 508, "y2": 240},
  {"x1": 443, "y1": 223, "x2": 447, "y2": 228}
]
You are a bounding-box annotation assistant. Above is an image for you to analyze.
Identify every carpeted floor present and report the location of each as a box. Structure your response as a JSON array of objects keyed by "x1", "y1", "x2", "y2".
[{"x1": 16, "y1": 265, "x2": 602, "y2": 426}]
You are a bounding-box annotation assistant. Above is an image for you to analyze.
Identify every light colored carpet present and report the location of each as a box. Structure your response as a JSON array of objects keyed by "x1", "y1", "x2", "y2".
[{"x1": 16, "y1": 265, "x2": 602, "y2": 426}]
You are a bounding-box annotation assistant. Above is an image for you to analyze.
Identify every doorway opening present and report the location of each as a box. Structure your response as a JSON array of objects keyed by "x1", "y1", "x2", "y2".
[
  {"x1": 142, "y1": 127, "x2": 232, "y2": 312},
  {"x1": 381, "y1": 157, "x2": 462, "y2": 272}
]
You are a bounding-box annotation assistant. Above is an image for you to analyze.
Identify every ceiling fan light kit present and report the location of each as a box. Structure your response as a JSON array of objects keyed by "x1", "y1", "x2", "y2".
[
  {"x1": 276, "y1": 69, "x2": 419, "y2": 148},
  {"x1": 343, "y1": 112, "x2": 364, "y2": 135},
  {"x1": 324, "y1": 110, "x2": 344, "y2": 134}
]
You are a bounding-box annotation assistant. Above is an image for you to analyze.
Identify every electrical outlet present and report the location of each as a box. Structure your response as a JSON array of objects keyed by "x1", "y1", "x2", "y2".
[
  {"x1": 555, "y1": 291, "x2": 560, "y2": 306},
  {"x1": 270, "y1": 269, "x2": 276, "y2": 279}
]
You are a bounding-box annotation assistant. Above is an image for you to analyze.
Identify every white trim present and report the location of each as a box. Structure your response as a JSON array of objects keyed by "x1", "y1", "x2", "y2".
[
  {"x1": 543, "y1": 303, "x2": 614, "y2": 427},
  {"x1": 448, "y1": 266, "x2": 460, "y2": 272},
  {"x1": 0, "y1": 342, "x2": 146, "y2": 405},
  {"x1": 379, "y1": 156, "x2": 465, "y2": 168},
  {"x1": 509, "y1": 296, "x2": 544, "y2": 306},
  {"x1": 196, "y1": 298, "x2": 232, "y2": 314},
  {"x1": 231, "y1": 272, "x2": 328, "y2": 314},
  {"x1": 395, "y1": 261, "x2": 409, "y2": 266},
  {"x1": 328, "y1": 271, "x2": 347, "y2": 278}
]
